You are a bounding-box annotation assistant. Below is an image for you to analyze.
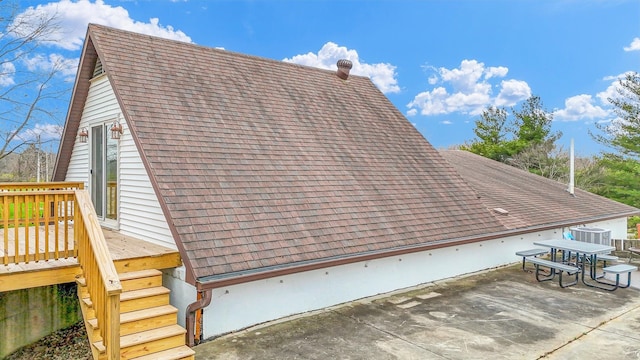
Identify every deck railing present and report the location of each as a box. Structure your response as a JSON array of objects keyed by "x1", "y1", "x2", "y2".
[
  {"x1": 75, "y1": 190, "x2": 121, "y2": 360},
  {"x1": 1, "y1": 182, "x2": 121, "y2": 359},
  {"x1": 0, "y1": 182, "x2": 84, "y2": 265}
]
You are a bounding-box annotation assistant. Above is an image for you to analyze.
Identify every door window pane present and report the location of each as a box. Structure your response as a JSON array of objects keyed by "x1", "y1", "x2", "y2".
[
  {"x1": 90, "y1": 123, "x2": 118, "y2": 222},
  {"x1": 106, "y1": 133, "x2": 118, "y2": 220},
  {"x1": 91, "y1": 126, "x2": 104, "y2": 218}
]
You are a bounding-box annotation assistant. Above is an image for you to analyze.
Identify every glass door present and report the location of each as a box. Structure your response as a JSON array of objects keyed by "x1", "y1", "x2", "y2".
[{"x1": 91, "y1": 124, "x2": 118, "y2": 223}]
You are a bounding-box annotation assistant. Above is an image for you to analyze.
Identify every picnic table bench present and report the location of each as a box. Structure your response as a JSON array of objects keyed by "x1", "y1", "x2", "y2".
[
  {"x1": 525, "y1": 257, "x2": 580, "y2": 288},
  {"x1": 598, "y1": 264, "x2": 638, "y2": 291},
  {"x1": 515, "y1": 248, "x2": 548, "y2": 272}
]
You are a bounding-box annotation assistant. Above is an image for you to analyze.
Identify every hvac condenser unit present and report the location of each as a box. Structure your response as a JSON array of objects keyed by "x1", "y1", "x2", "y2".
[{"x1": 570, "y1": 227, "x2": 612, "y2": 246}]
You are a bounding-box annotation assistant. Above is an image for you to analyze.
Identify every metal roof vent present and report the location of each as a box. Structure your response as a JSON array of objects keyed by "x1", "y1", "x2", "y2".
[
  {"x1": 336, "y1": 59, "x2": 353, "y2": 80},
  {"x1": 492, "y1": 207, "x2": 509, "y2": 215}
]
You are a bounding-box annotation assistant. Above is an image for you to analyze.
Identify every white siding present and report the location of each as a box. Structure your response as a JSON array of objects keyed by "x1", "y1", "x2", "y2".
[
  {"x1": 65, "y1": 75, "x2": 176, "y2": 249},
  {"x1": 65, "y1": 140, "x2": 89, "y2": 186}
]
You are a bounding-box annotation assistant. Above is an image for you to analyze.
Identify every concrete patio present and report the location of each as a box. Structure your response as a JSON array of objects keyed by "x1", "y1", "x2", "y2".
[{"x1": 193, "y1": 257, "x2": 640, "y2": 360}]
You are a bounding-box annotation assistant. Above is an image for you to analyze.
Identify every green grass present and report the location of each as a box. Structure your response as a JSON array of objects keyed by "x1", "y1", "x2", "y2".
[{"x1": 0, "y1": 201, "x2": 48, "y2": 228}]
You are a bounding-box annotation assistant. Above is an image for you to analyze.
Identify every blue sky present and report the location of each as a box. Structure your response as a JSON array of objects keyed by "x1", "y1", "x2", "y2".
[{"x1": 10, "y1": 0, "x2": 640, "y2": 156}]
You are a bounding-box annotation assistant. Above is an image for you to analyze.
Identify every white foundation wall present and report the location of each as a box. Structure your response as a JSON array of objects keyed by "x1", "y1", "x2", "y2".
[
  {"x1": 199, "y1": 227, "x2": 568, "y2": 339},
  {"x1": 163, "y1": 267, "x2": 196, "y2": 328}
]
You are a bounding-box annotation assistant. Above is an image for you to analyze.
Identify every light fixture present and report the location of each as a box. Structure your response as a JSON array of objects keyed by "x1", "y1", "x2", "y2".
[
  {"x1": 110, "y1": 117, "x2": 123, "y2": 139},
  {"x1": 78, "y1": 127, "x2": 88, "y2": 143}
]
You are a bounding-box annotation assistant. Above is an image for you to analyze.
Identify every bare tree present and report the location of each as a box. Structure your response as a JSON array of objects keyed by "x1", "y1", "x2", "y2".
[
  {"x1": 507, "y1": 140, "x2": 569, "y2": 182},
  {"x1": 0, "y1": 1, "x2": 67, "y2": 160}
]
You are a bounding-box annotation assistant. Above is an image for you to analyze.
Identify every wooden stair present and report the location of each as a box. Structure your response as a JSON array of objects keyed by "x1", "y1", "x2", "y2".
[{"x1": 77, "y1": 269, "x2": 195, "y2": 360}]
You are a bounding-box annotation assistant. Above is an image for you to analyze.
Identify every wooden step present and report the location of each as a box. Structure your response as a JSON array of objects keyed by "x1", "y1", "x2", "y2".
[
  {"x1": 130, "y1": 345, "x2": 195, "y2": 360},
  {"x1": 121, "y1": 305, "x2": 178, "y2": 336},
  {"x1": 88, "y1": 305, "x2": 178, "y2": 336},
  {"x1": 119, "y1": 269, "x2": 163, "y2": 292},
  {"x1": 92, "y1": 324, "x2": 187, "y2": 359},
  {"x1": 76, "y1": 276, "x2": 90, "y2": 298},
  {"x1": 120, "y1": 286, "x2": 170, "y2": 312},
  {"x1": 80, "y1": 296, "x2": 96, "y2": 319},
  {"x1": 120, "y1": 325, "x2": 187, "y2": 359}
]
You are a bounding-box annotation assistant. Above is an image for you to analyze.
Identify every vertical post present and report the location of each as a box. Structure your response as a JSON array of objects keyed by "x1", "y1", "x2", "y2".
[
  {"x1": 105, "y1": 293, "x2": 121, "y2": 360},
  {"x1": 36, "y1": 135, "x2": 41, "y2": 183},
  {"x1": 568, "y1": 138, "x2": 575, "y2": 196}
]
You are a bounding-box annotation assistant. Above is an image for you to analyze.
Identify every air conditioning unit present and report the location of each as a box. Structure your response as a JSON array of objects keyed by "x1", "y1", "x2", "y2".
[{"x1": 570, "y1": 227, "x2": 611, "y2": 246}]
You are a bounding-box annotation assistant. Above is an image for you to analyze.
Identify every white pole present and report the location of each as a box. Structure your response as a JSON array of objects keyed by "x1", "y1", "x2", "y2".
[
  {"x1": 36, "y1": 135, "x2": 41, "y2": 182},
  {"x1": 45, "y1": 148, "x2": 49, "y2": 181},
  {"x1": 569, "y1": 138, "x2": 575, "y2": 196}
]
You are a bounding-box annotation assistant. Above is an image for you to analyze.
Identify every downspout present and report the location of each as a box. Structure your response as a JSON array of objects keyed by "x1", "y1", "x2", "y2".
[{"x1": 186, "y1": 289, "x2": 212, "y2": 347}]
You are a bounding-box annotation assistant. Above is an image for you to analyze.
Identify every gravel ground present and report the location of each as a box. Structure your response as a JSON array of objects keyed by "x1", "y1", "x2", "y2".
[{"x1": 4, "y1": 322, "x2": 92, "y2": 360}]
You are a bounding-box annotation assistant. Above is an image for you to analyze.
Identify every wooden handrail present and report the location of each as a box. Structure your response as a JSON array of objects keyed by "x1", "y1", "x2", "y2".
[
  {"x1": 75, "y1": 190, "x2": 121, "y2": 360},
  {"x1": 0, "y1": 182, "x2": 84, "y2": 191}
]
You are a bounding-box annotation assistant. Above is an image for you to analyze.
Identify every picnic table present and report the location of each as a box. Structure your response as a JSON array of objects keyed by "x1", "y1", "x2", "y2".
[{"x1": 530, "y1": 239, "x2": 636, "y2": 291}]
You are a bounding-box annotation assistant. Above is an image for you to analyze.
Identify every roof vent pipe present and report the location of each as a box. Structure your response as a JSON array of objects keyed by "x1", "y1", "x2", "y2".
[
  {"x1": 336, "y1": 59, "x2": 353, "y2": 80},
  {"x1": 568, "y1": 138, "x2": 575, "y2": 196}
]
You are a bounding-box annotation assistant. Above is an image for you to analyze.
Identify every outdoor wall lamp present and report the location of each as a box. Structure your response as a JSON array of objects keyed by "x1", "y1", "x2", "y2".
[
  {"x1": 78, "y1": 127, "x2": 88, "y2": 143},
  {"x1": 110, "y1": 118, "x2": 123, "y2": 139}
]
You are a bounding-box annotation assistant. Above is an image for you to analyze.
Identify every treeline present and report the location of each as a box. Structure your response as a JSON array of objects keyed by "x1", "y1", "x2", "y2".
[{"x1": 0, "y1": 144, "x2": 56, "y2": 182}]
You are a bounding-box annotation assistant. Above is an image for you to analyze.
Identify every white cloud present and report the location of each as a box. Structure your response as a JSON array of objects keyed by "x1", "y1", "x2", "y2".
[
  {"x1": 283, "y1": 42, "x2": 400, "y2": 94},
  {"x1": 596, "y1": 79, "x2": 619, "y2": 105},
  {"x1": 598, "y1": 71, "x2": 638, "y2": 105},
  {"x1": 624, "y1": 37, "x2": 640, "y2": 52},
  {"x1": 24, "y1": 53, "x2": 79, "y2": 78},
  {"x1": 407, "y1": 87, "x2": 450, "y2": 115},
  {"x1": 19, "y1": 123, "x2": 64, "y2": 142},
  {"x1": 553, "y1": 94, "x2": 610, "y2": 121},
  {"x1": 439, "y1": 60, "x2": 485, "y2": 93},
  {"x1": 407, "y1": 59, "x2": 530, "y2": 116},
  {"x1": 554, "y1": 72, "x2": 637, "y2": 124},
  {"x1": 0, "y1": 62, "x2": 16, "y2": 86},
  {"x1": 495, "y1": 79, "x2": 532, "y2": 107},
  {"x1": 12, "y1": 0, "x2": 192, "y2": 51},
  {"x1": 485, "y1": 66, "x2": 508, "y2": 80}
]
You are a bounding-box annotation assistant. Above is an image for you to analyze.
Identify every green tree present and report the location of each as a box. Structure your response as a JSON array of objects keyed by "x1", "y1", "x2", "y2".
[
  {"x1": 462, "y1": 95, "x2": 560, "y2": 165},
  {"x1": 593, "y1": 72, "x2": 640, "y2": 160},
  {"x1": 589, "y1": 72, "x2": 640, "y2": 209},
  {"x1": 462, "y1": 106, "x2": 511, "y2": 161},
  {"x1": 590, "y1": 155, "x2": 640, "y2": 207},
  {"x1": 512, "y1": 96, "x2": 556, "y2": 148}
]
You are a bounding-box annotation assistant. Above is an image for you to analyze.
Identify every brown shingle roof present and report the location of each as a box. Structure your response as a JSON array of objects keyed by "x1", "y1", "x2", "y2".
[
  {"x1": 440, "y1": 150, "x2": 639, "y2": 229},
  {"x1": 57, "y1": 25, "x2": 511, "y2": 285}
]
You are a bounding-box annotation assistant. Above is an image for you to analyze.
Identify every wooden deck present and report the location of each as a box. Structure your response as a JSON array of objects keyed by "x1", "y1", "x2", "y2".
[{"x1": 0, "y1": 226, "x2": 182, "y2": 292}]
